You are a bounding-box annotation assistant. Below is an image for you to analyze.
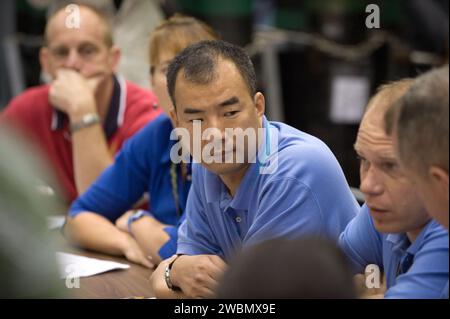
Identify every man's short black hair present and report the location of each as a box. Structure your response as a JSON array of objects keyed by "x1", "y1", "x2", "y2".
[{"x1": 167, "y1": 40, "x2": 257, "y2": 108}]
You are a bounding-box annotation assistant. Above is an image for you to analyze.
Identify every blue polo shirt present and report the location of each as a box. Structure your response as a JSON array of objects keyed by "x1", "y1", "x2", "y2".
[
  {"x1": 69, "y1": 115, "x2": 191, "y2": 259},
  {"x1": 442, "y1": 281, "x2": 449, "y2": 299},
  {"x1": 339, "y1": 204, "x2": 449, "y2": 299},
  {"x1": 177, "y1": 118, "x2": 359, "y2": 260}
]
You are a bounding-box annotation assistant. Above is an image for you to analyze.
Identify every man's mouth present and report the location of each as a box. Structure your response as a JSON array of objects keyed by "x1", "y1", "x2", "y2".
[{"x1": 368, "y1": 205, "x2": 389, "y2": 216}]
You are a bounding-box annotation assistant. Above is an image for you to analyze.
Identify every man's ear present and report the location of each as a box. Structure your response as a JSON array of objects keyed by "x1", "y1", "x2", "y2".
[
  {"x1": 150, "y1": 71, "x2": 155, "y2": 88},
  {"x1": 169, "y1": 107, "x2": 179, "y2": 127},
  {"x1": 109, "y1": 46, "x2": 121, "y2": 72},
  {"x1": 254, "y1": 92, "x2": 265, "y2": 118},
  {"x1": 429, "y1": 166, "x2": 449, "y2": 202},
  {"x1": 39, "y1": 47, "x2": 51, "y2": 76}
]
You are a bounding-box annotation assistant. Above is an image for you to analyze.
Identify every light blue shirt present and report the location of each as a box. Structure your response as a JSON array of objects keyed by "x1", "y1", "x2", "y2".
[
  {"x1": 441, "y1": 281, "x2": 449, "y2": 299},
  {"x1": 177, "y1": 118, "x2": 359, "y2": 260},
  {"x1": 339, "y1": 204, "x2": 449, "y2": 299}
]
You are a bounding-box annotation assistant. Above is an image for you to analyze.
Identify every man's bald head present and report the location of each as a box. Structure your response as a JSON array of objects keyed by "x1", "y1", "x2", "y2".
[
  {"x1": 43, "y1": 3, "x2": 113, "y2": 48},
  {"x1": 361, "y1": 79, "x2": 413, "y2": 130}
]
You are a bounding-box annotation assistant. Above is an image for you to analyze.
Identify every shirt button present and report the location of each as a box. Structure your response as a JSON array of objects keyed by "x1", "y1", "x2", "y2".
[{"x1": 235, "y1": 217, "x2": 242, "y2": 223}]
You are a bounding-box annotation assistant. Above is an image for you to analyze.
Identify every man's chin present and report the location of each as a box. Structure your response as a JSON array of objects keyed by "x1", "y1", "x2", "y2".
[
  {"x1": 202, "y1": 162, "x2": 249, "y2": 177},
  {"x1": 371, "y1": 218, "x2": 402, "y2": 234}
]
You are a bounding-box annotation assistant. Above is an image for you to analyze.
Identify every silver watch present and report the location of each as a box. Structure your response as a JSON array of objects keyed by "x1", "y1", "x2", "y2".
[{"x1": 70, "y1": 113, "x2": 100, "y2": 133}]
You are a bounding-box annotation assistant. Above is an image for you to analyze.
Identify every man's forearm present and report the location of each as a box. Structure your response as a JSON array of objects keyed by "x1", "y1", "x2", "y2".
[
  {"x1": 71, "y1": 124, "x2": 113, "y2": 194},
  {"x1": 131, "y1": 217, "x2": 170, "y2": 264},
  {"x1": 65, "y1": 212, "x2": 128, "y2": 256}
]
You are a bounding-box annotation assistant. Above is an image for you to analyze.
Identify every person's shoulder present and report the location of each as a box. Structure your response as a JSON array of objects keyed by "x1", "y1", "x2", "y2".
[
  {"x1": 139, "y1": 113, "x2": 172, "y2": 135},
  {"x1": 420, "y1": 220, "x2": 449, "y2": 248},
  {"x1": 6, "y1": 84, "x2": 50, "y2": 111},
  {"x1": 350, "y1": 204, "x2": 380, "y2": 234},
  {"x1": 267, "y1": 121, "x2": 343, "y2": 178},
  {"x1": 121, "y1": 81, "x2": 161, "y2": 131},
  {"x1": 124, "y1": 80, "x2": 158, "y2": 107},
  {"x1": 125, "y1": 114, "x2": 172, "y2": 147},
  {"x1": 191, "y1": 162, "x2": 208, "y2": 183},
  {"x1": 2, "y1": 85, "x2": 51, "y2": 128},
  {"x1": 340, "y1": 204, "x2": 383, "y2": 248},
  {"x1": 271, "y1": 121, "x2": 335, "y2": 160}
]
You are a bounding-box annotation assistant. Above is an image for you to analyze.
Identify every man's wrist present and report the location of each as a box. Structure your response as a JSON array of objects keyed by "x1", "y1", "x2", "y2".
[
  {"x1": 117, "y1": 231, "x2": 133, "y2": 255},
  {"x1": 127, "y1": 210, "x2": 154, "y2": 236},
  {"x1": 68, "y1": 97, "x2": 97, "y2": 122},
  {"x1": 70, "y1": 113, "x2": 100, "y2": 134},
  {"x1": 165, "y1": 255, "x2": 182, "y2": 291},
  {"x1": 169, "y1": 254, "x2": 185, "y2": 288}
]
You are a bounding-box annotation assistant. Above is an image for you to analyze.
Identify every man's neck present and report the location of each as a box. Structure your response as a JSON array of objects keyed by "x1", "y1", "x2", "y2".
[
  {"x1": 219, "y1": 163, "x2": 251, "y2": 197},
  {"x1": 406, "y1": 221, "x2": 428, "y2": 243},
  {"x1": 95, "y1": 75, "x2": 114, "y2": 121}
]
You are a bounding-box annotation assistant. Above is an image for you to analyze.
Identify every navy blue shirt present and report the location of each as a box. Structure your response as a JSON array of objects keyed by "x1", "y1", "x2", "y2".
[
  {"x1": 69, "y1": 115, "x2": 191, "y2": 259},
  {"x1": 339, "y1": 204, "x2": 449, "y2": 298},
  {"x1": 177, "y1": 118, "x2": 359, "y2": 260}
]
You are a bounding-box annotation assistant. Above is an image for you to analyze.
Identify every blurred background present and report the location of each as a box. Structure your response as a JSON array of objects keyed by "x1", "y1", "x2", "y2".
[{"x1": 0, "y1": 0, "x2": 448, "y2": 188}]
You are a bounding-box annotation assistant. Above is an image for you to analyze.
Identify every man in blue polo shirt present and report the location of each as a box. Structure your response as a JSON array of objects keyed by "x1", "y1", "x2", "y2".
[
  {"x1": 385, "y1": 66, "x2": 449, "y2": 299},
  {"x1": 150, "y1": 40, "x2": 359, "y2": 298},
  {"x1": 339, "y1": 79, "x2": 449, "y2": 299}
]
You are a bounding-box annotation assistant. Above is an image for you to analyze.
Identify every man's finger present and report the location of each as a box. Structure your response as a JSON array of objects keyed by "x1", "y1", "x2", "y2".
[
  {"x1": 205, "y1": 260, "x2": 226, "y2": 283},
  {"x1": 198, "y1": 287, "x2": 216, "y2": 299},
  {"x1": 139, "y1": 256, "x2": 155, "y2": 269},
  {"x1": 208, "y1": 255, "x2": 227, "y2": 272},
  {"x1": 87, "y1": 74, "x2": 104, "y2": 91},
  {"x1": 197, "y1": 272, "x2": 220, "y2": 292}
]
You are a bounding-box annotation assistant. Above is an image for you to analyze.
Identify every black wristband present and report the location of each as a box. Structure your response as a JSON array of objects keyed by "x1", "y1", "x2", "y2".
[{"x1": 164, "y1": 255, "x2": 181, "y2": 291}]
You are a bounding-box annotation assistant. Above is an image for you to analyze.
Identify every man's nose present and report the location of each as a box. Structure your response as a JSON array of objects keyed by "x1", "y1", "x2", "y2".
[
  {"x1": 205, "y1": 117, "x2": 227, "y2": 139},
  {"x1": 63, "y1": 49, "x2": 82, "y2": 70},
  {"x1": 360, "y1": 166, "x2": 384, "y2": 197}
]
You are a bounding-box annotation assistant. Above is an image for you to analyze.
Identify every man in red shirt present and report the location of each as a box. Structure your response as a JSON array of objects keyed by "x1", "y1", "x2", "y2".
[{"x1": 1, "y1": 4, "x2": 161, "y2": 204}]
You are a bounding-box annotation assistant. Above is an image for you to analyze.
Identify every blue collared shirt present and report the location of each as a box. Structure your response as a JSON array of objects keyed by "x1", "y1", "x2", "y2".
[
  {"x1": 69, "y1": 115, "x2": 191, "y2": 259},
  {"x1": 442, "y1": 281, "x2": 449, "y2": 299},
  {"x1": 339, "y1": 204, "x2": 449, "y2": 299},
  {"x1": 177, "y1": 118, "x2": 359, "y2": 260}
]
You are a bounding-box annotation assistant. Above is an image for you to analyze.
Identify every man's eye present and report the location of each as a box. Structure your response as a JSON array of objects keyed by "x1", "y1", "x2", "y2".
[
  {"x1": 357, "y1": 155, "x2": 370, "y2": 169},
  {"x1": 80, "y1": 46, "x2": 96, "y2": 56},
  {"x1": 224, "y1": 111, "x2": 239, "y2": 117},
  {"x1": 52, "y1": 48, "x2": 68, "y2": 57},
  {"x1": 382, "y1": 162, "x2": 397, "y2": 172},
  {"x1": 357, "y1": 155, "x2": 366, "y2": 164}
]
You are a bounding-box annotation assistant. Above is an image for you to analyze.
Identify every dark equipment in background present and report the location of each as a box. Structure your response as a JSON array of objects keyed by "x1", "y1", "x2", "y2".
[{"x1": 1, "y1": 0, "x2": 448, "y2": 189}]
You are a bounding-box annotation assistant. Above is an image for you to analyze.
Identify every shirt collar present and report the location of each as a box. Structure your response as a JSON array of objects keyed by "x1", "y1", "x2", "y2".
[
  {"x1": 50, "y1": 74, "x2": 127, "y2": 140},
  {"x1": 386, "y1": 219, "x2": 434, "y2": 255}
]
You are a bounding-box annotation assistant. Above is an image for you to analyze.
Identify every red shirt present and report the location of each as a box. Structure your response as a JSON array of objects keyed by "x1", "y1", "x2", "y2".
[{"x1": 1, "y1": 75, "x2": 162, "y2": 204}]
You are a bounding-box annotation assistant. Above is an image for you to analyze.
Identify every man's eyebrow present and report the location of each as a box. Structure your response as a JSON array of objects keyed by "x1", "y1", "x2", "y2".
[
  {"x1": 218, "y1": 96, "x2": 239, "y2": 107},
  {"x1": 378, "y1": 155, "x2": 398, "y2": 163},
  {"x1": 79, "y1": 41, "x2": 99, "y2": 47},
  {"x1": 183, "y1": 97, "x2": 240, "y2": 114},
  {"x1": 184, "y1": 108, "x2": 205, "y2": 114}
]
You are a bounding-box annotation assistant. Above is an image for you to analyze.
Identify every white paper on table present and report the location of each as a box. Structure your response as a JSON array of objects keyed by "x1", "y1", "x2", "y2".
[
  {"x1": 330, "y1": 75, "x2": 370, "y2": 124},
  {"x1": 47, "y1": 215, "x2": 66, "y2": 230},
  {"x1": 56, "y1": 252, "x2": 130, "y2": 279}
]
